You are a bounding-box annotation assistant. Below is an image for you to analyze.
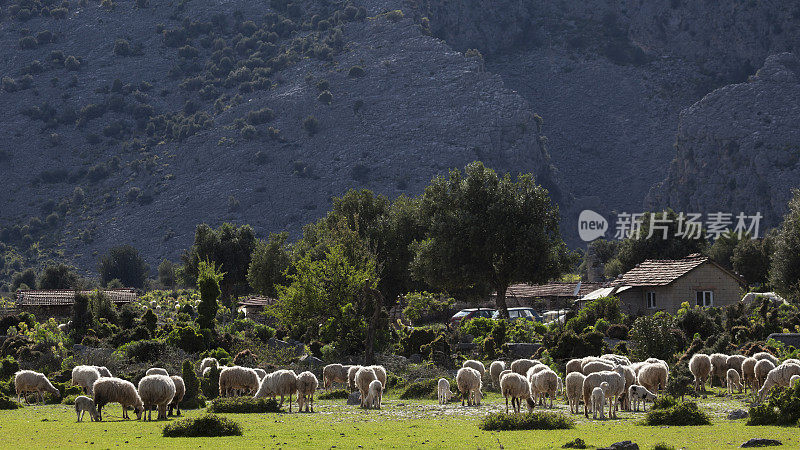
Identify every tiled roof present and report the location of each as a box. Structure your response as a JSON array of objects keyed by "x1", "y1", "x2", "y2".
[
  {"x1": 617, "y1": 254, "x2": 709, "y2": 286},
  {"x1": 238, "y1": 296, "x2": 277, "y2": 307},
  {"x1": 16, "y1": 289, "x2": 138, "y2": 306},
  {"x1": 505, "y1": 282, "x2": 605, "y2": 299}
]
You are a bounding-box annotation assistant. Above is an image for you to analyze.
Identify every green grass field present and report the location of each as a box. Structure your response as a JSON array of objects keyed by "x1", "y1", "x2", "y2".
[{"x1": 1, "y1": 389, "x2": 797, "y2": 449}]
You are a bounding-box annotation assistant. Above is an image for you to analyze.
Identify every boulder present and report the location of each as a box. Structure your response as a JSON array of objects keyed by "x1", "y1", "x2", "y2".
[
  {"x1": 740, "y1": 438, "x2": 782, "y2": 448},
  {"x1": 599, "y1": 441, "x2": 639, "y2": 450},
  {"x1": 298, "y1": 354, "x2": 325, "y2": 369},
  {"x1": 727, "y1": 409, "x2": 749, "y2": 420}
]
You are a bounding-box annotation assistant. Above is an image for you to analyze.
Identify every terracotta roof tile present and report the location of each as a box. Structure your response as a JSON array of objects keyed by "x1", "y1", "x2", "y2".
[
  {"x1": 618, "y1": 255, "x2": 708, "y2": 286},
  {"x1": 505, "y1": 282, "x2": 605, "y2": 299}
]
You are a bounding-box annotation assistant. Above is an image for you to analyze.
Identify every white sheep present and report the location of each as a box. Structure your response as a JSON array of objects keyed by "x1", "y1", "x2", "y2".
[
  {"x1": 753, "y1": 352, "x2": 779, "y2": 366},
  {"x1": 437, "y1": 378, "x2": 452, "y2": 405},
  {"x1": 296, "y1": 371, "x2": 319, "y2": 413},
  {"x1": 630, "y1": 361, "x2": 647, "y2": 376},
  {"x1": 742, "y1": 357, "x2": 758, "y2": 392},
  {"x1": 628, "y1": 384, "x2": 657, "y2": 412},
  {"x1": 601, "y1": 354, "x2": 631, "y2": 366},
  {"x1": 254, "y1": 369, "x2": 298, "y2": 412},
  {"x1": 500, "y1": 372, "x2": 530, "y2": 413},
  {"x1": 510, "y1": 359, "x2": 539, "y2": 376},
  {"x1": 758, "y1": 363, "x2": 800, "y2": 401},
  {"x1": 489, "y1": 361, "x2": 506, "y2": 388},
  {"x1": 146, "y1": 367, "x2": 169, "y2": 377},
  {"x1": 354, "y1": 367, "x2": 378, "y2": 409},
  {"x1": 462, "y1": 360, "x2": 486, "y2": 378},
  {"x1": 219, "y1": 366, "x2": 260, "y2": 397},
  {"x1": 168, "y1": 375, "x2": 185, "y2": 416},
  {"x1": 456, "y1": 367, "x2": 482, "y2": 406},
  {"x1": 565, "y1": 358, "x2": 584, "y2": 375},
  {"x1": 637, "y1": 363, "x2": 668, "y2": 393},
  {"x1": 347, "y1": 365, "x2": 362, "y2": 391},
  {"x1": 138, "y1": 374, "x2": 176, "y2": 421},
  {"x1": 529, "y1": 368, "x2": 558, "y2": 408},
  {"x1": 14, "y1": 370, "x2": 60, "y2": 404},
  {"x1": 565, "y1": 372, "x2": 586, "y2": 414},
  {"x1": 726, "y1": 368, "x2": 742, "y2": 394},
  {"x1": 689, "y1": 353, "x2": 712, "y2": 393},
  {"x1": 364, "y1": 379, "x2": 383, "y2": 410},
  {"x1": 72, "y1": 365, "x2": 101, "y2": 395},
  {"x1": 726, "y1": 354, "x2": 746, "y2": 377},
  {"x1": 582, "y1": 367, "x2": 624, "y2": 419},
  {"x1": 592, "y1": 382, "x2": 608, "y2": 420},
  {"x1": 754, "y1": 359, "x2": 776, "y2": 391},
  {"x1": 254, "y1": 368, "x2": 267, "y2": 381},
  {"x1": 370, "y1": 365, "x2": 387, "y2": 393},
  {"x1": 75, "y1": 395, "x2": 99, "y2": 422},
  {"x1": 618, "y1": 365, "x2": 636, "y2": 411},
  {"x1": 92, "y1": 377, "x2": 144, "y2": 421},
  {"x1": 199, "y1": 357, "x2": 218, "y2": 373},
  {"x1": 709, "y1": 353, "x2": 729, "y2": 387},
  {"x1": 582, "y1": 360, "x2": 615, "y2": 375},
  {"x1": 94, "y1": 366, "x2": 112, "y2": 378},
  {"x1": 323, "y1": 364, "x2": 349, "y2": 390}
]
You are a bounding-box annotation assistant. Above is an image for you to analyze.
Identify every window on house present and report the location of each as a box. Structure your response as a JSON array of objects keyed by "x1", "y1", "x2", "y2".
[
  {"x1": 696, "y1": 291, "x2": 713, "y2": 307},
  {"x1": 646, "y1": 291, "x2": 656, "y2": 309}
]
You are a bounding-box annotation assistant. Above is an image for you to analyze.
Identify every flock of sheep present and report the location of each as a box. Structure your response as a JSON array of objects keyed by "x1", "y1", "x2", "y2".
[{"x1": 10, "y1": 351, "x2": 800, "y2": 423}]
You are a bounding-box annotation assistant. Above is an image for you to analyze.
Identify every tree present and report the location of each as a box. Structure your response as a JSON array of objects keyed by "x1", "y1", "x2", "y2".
[
  {"x1": 11, "y1": 268, "x2": 36, "y2": 291},
  {"x1": 770, "y1": 189, "x2": 800, "y2": 301},
  {"x1": 181, "y1": 223, "x2": 256, "y2": 301},
  {"x1": 410, "y1": 162, "x2": 573, "y2": 318},
  {"x1": 732, "y1": 236, "x2": 771, "y2": 286},
  {"x1": 197, "y1": 259, "x2": 224, "y2": 330},
  {"x1": 158, "y1": 260, "x2": 177, "y2": 289},
  {"x1": 72, "y1": 292, "x2": 91, "y2": 340},
  {"x1": 247, "y1": 232, "x2": 291, "y2": 297},
  {"x1": 180, "y1": 359, "x2": 199, "y2": 411},
  {"x1": 37, "y1": 263, "x2": 81, "y2": 289},
  {"x1": 98, "y1": 245, "x2": 149, "y2": 288},
  {"x1": 142, "y1": 308, "x2": 157, "y2": 337},
  {"x1": 628, "y1": 311, "x2": 680, "y2": 362},
  {"x1": 708, "y1": 231, "x2": 742, "y2": 269}
]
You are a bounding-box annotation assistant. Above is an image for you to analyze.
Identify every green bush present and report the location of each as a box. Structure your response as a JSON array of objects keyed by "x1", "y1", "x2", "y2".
[
  {"x1": 402, "y1": 292, "x2": 455, "y2": 325},
  {"x1": 398, "y1": 327, "x2": 438, "y2": 357},
  {"x1": 207, "y1": 397, "x2": 281, "y2": 413},
  {"x1": 246, "y1": 108, "x2": 274, "y2": 125},
  {"x1": 302, "y1": 115, "x2": 319, "y2": 136},
  {"x1": 747, "y1": 380, "x2": 800, "y2": 426},
  {"x1": 399, "y1": 378, "x2": 448, "y2": 400},
  {"x1": 61, "y1": 394, "x2": 79, "y2": 405},
  {"x1": 318, "y1": 389, "x2": 349, "y2": 400},
  {"x1": 479, "y1": 412, "x2": 574, "y2": 431},
  {"x1": 64, "y1": 55, "x2": 81, "y2": 70},
  {"x1": 0, "y1": 396, "x2": 19, "y2": 410},
  {"x1": 642, "y1": 401, "x2": 711, "y2": 426},
  {"x1": 653, "y1": 444, "x2": 675, "y2": 450},
  {"x1": 562, "y1": 438, "x2": 586, "y2": 449},
  {"x1": 166, "y1": 325, "x2": 206, "y2": 353},
  {"x1": 348, "y1": 66, "x2": 365, "y2": 78},
  {"x1": 163, "y1": 414, "x2": 243, "y2": 437},
  {"x1": 117, "y1": 339, "x2": 165, "y2": 362}
]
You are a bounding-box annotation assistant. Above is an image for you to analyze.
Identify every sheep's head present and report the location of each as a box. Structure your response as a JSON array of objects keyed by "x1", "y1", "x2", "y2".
[
  {"x1": 134, "y1": 405, "x2": 144, "y2": 420},
  {"x1": 645, "y1": 390, "x2": 657, "y2": 401}
]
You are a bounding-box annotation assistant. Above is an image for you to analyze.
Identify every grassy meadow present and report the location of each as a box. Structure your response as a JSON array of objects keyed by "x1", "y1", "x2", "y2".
[{"x1": 1, "y1": 388, "x2": 797, "y2": 449}]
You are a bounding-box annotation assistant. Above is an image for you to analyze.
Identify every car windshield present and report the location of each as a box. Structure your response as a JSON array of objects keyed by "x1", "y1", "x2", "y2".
[{"x1": 452, "y1": 310, "x2": 470, "y2": 318}]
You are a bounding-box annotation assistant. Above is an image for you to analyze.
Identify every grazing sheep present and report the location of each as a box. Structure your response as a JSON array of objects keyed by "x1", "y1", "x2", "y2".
[
  {"x1": 14, "y1": 370, "x2": 60, "y2": 404},
  {"x1": 510, "y1": 359, "x2": 539, "y2": 376},
  {"x1": 370, "y1": 365, "x2": 387, "y2": 393},
  {"x1": 613, "y1": 365, "x2": 636, "y2": 411},
  {"x1": 94, "y1": 366, "x2": 112, "y2": 378},
  {"x1": 637, "y1": 363, "x2": 668, "y2": 393},
  {"x1": 583, "y1": 368, "x2": 625, "y2": 419},
  {"x1": 583, "y1": 360, "x2": 615, "y2": 375},
  {"x1": 753, "y1": 352, "x2": 779, "y2": 366},
  {"x1": 758, "y1": 363, "x2": 800, "y2": 401},
  {"x1": 630, "y1": 361, "x2": 647, "y2": 376},
  {"x1": 219, "y1": 366, "x2": 260, "y2": 397},
  {"x1": 354, "y1": 367, "x2": 378, "y2": 409},
  {"x1": 462, "y1": 360, "x2": 486, "y2": 378},
  {"x1": 199, "y1": 357, "x2": 218, "y2": 373},
  {"x1": 364, "y1": 379, "x2": 383, "y2": 410},
  {"x1": 489, "y1": 361, "x2": 506, "y2": 388},
  {"x1": 347, "y1": 365, "x2": 362, "y2": 391},
  {"x1": 72, "y1": 365, "x2": 101, "y2": 395},
  {"x1": 726, "y1": 355, "x2": 747, "y2": 377},
  {"x1": 138, "y1": 374, "x2": 176, "y2": 421},
  {"x1": 254, "y1": 369, "x2": 298, "y2": 412},
  {"x1": 296, "y1": 371, "x2": 319, "y2": 413},
  {"x1": 566, "y1": 358, "x2": 584, "y2": 375},
  {"x1": 92, "y1": 377, "x2": 143, "y2": 421},
  {"x1": 784, "y1": 358, "x2": 800, "y2": 366},
  {"x1": 726, "y1": 368, "x2": 742, "y2": 394},
  {"x1": 168, "y1": 376, "x2": 185, "y2": 416},
  {"x1": 709, "y1": 353, "x2": 729, "y2": 387},
  {"x1": 742, "y1": 357, "x2": 758, "y2": 392},
  {"x1": 498, "y1": 369, "x2": 512, "y2": 381},
  {"x1": 754, "y1": 359, "x2": 776, "y2": 391},
  {"x1": 529, "y1": 363, "x2": 550, "y2": 375},
  {"x1": 75, "y1": 395, "x2": 99, "y2": 422},
  {"x1": 456, "y1": 367, "x2": 482, "y2": 406},
  {"x1": 146, "y1": 367, "x2": 169, "y2": 377},
  {"x1": 529, "y1": 369, "x2": 558, "y2": 408},
  {"x1": 689, "y1": 354, "x2": 712, "y2": 393},
  {"x1": 500, "y1": 372, "x2": 530, "y2": 414},
  {"x1": 592, "y1": 383, "x2": 607, "y2": 420},
  {"x1": 323, "y1": 364, "x2": 349, "y2": 390},
  {"x1": 628, "y1": 384, "x2": 656, "y2": 412},
  {"x1": 437, "y1": 378, "x2": 452, "y2": 405},
  {"x1": 565, "y1": 372, "x2": 586, "y2": 414},
  {"x1": 254, "y1": 368, "x2": 267, "y2": 381},
  {"x1": 602, "y1": 354, "x2": 631, "y2": 366}
]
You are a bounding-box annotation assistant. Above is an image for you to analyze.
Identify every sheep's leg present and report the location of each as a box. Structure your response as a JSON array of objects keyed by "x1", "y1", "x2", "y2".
[{"x1": 289, "y1": 393, "x2": 293, "y2": 413}]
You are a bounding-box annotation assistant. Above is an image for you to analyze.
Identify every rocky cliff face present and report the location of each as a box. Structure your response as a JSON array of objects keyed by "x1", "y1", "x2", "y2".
[{"x1": 647, "y1": 53, "x2": 800, "y2": 227}]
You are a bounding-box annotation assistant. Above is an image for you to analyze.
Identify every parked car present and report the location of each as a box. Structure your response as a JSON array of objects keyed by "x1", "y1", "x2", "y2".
[
  {"x1": 449, "y1": 308, "x2": 496, "y2": 328},
  {"x1": 492, "y1": 307, "x2": 543, "y2": 322}
]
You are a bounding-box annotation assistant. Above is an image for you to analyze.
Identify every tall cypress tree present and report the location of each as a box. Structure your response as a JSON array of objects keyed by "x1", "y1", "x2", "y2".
[{"x1": 197, "y1": 259, "x2": 224, "y2": 330}]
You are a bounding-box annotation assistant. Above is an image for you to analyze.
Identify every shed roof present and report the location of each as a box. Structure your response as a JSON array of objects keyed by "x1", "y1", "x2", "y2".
[
  {"x1": 238, "y1": 296, "x2": 277, "y2": 308},
  {"x1": 504, "y1": 282, "x2": 604, "y2": 299},
  {"x1": 615, "y1": 253, "x2": 745, "y2": 287},
  {"x1": 16, "y1": 289, "x2": 138, "y2": 307}
]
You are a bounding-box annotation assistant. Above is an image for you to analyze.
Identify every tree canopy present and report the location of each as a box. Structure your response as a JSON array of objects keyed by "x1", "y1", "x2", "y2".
[
  {"x1": 98, "y1": 245, "x2": 149, "y2": 288},
  {"x1": 770, "y1": 189, "x2": 800, "y2": 300},
  {"x1": 247, "y1": 232, "x2": 291, "y2": 298},
  {"x1": 182, "y1": 223, "x2": 256, "y2": 301}
]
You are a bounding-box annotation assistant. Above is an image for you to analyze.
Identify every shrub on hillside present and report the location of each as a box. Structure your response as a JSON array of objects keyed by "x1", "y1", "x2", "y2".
[
  {"x1": 117, "y1": 339, "x2": 165, "y2": 362},
  {"x1": 207, "y1": 397, "x2": 281, "y2": 413},
  {"x1": 0, "y1": 396, "x2": 19, "y2": 410},
  {"x1": 302, "y1": 115, "x2": 319, "y2": 135},
  {"x1": 163, "y1": 414, "x2": 242, "y2": 437},
  {"x1": 348, "y1": 65, "x2": 365, "y2": 78},
  {"x1": 399, "y1": 378, "x2": 445, "y2": 400},
  {"x1": 479, "y1": 412, "x2": 574, "y2": 431},
  {"x1": 642, "y1": 401, "x2": 710, "y2": 426}
]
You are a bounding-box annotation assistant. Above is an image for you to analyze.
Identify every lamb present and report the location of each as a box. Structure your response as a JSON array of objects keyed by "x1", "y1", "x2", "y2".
[
  {"x1": 753, "y1": 351, "x2": 779, "y2": 366},
  {"x1": 347, "y1": 365, "x2": 362, "y2": 391},
  {"x1": 726, "y1": 368, "x2": 742, "y2": 394},
  {"x1": 456, "y1": 367, "x2": 482, "y2": 406},
  {"x1": 592, "y1": 383, "x2": 607, "y2": 420},
  {"x1": 601, "y1": 354, "x2": 631, "y2": 366},
  {"x1": 364, "y1": 379, "x2": 383, "y2": 410},
  {"x1": 628, "y1": 384, "x2": 657, "y2": 412},
  {"x1": 565, "y1": 372, "x2": 586, "y2": 414},
  {"x1": 254, "y1": 369, "x2": 298, "y2": 412},
  {"x1": 92, "y1": 377, "x2": 144, "y2": 421},
  {"x1": 529, "y1": 369, "x2": 558, "y2": 408},
  {"x1": 754, "y1": 359, "x2": 776, "y2": 391},
  {"x1": 219, "y1": 366, "x2": 260, "y2": 397},
  {"x1": 323, "y1": 364, "x2": 349, "y2": 390},
  {"x1": 709, "y1": 353, "x2": 729, "y2": 387},
  {"x1": 72, "y1": 365, "x2": 101, "y2": 395},
  {"x1": 726, "y1": 355, "x2": 747, "y2": 377},
  {"x1": 296, "y1": 371, "x2": 319, "y2": 412},
  {"x1": 168, "y1": 376, "x2": 185, "y2": 416},
  {"x1": 462, "y1": 360, "x2": 486, "y2": 378},
  {"x1": 138, "y1": 374, "x2": 176, "y2": 421},
  {"x1": 146, "y1": 367, "x2": 169, "y2": 377},
  {"x1": 199, "y1": 357, "x2": 218, "y2": 373},
  {"x1": 500, "y1": 372, "x2": 530, "y2": 414},
  {"x1": 14, "y1": 370, "x2": 60, "y2": 404},
  {"x1": 94, "y1": 366, "x2": 112, "y2": 378},
  {"x1": 582, "y1": 367, "x2": 625, "y2": 419},
  {"x1": 354, "y1": 367, "x2": 378, "y2": 409},
  {"x1": 582, "y1": 360, "x2": 615, "y2": 375},
  {"x1": 437, "y1": 378, "x2": 452, "y2": 405},
  {"x1": 74, "y1": 395, "x2": 99, "y2": 422},
  {"x1": 742, "y1": 357, "x2": 758, "y2": 392},
  {"x1": 254, "y1": 368, "x2": 267, "y2": 381},
  {"x1": 637, "y1": 363, "x2": 668, "y2": 393},
  {"x1": 758, "y1": 363, "x2": 800, "y2": 401},
  {"x1": 489, "y1": 361, "x2": 506, "y2": 388},
  {"x1": 689, "y1": 353, "x2": 712, "y2": 393},
  {"x1": 510, "y1": 359, "x2": 539, "y2": 376}
]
